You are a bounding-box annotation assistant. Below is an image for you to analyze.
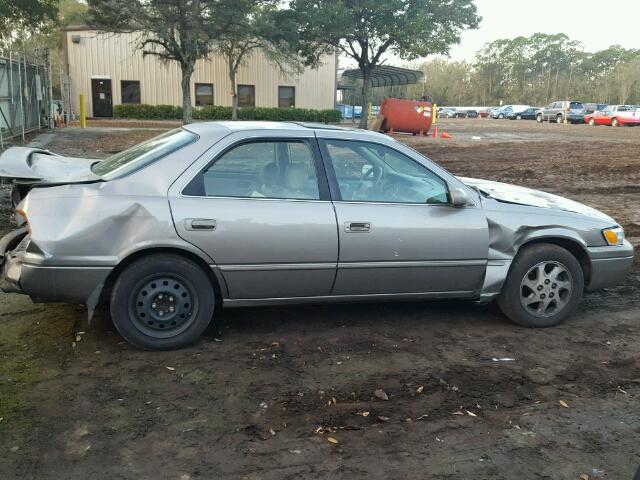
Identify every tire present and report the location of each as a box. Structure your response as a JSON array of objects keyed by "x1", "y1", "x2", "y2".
[
  {"x1": 110, "y1": 254, "x2": 215, "y2": 350},
  {"x1": 611, "y1": 117, "x2": 619, "y2": 127},
  {"x1": 536, "y1": 114, "x2": 543, "y2": 123},
  {"x1": 498, "y1": 114, "x2": 504, "y2": 119},
  {"x1": 588, "y1": 118, "x2": 595, "y2": 126},
  {"x1": 516, "y1": 114, "x2": 522, "y2": 120},
  {"x1": 556, "y1": 114, "x2": 563, "y2": 124},
  {"x1": 497, "y1": 244, "x2": 584, "y2": 328}
]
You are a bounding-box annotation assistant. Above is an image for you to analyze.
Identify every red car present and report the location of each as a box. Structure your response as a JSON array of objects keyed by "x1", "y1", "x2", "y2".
[{"x1": 584, "y1": 105, "x2": 640, "y2": 127}]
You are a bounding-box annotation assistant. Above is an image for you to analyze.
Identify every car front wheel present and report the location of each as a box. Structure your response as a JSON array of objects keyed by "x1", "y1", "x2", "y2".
[
  {"x1": 110, "y1": 254, "x2": 215, "y2": 350},
  {"x1": 536, "y1": 114, "x2": 543, "y2": 123},
  {"x1": 588, "y1": 118, "x2": 596, "y2": 126},
  {"x1": 611, "y1": 118, "x2": 619, "y2": 127},
  {"x1": 497, "y1": 244, "x2": 584, "y2": 328}
]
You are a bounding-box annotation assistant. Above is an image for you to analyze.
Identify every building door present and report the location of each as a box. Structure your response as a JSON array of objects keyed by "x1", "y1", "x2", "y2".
[{"x1": 91, "y1": 79, "x2": 112, "y2": 117}]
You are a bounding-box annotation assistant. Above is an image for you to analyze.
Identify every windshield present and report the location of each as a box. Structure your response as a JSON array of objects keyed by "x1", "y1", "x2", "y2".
[{"x1": 92, "y1": 129, "x2": 197, "y2": 179}]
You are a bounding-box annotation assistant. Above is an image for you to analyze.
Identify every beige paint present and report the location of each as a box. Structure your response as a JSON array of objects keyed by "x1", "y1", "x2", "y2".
[{"x1": 64, "y1": 29, "x2": 337, "y2": 117}]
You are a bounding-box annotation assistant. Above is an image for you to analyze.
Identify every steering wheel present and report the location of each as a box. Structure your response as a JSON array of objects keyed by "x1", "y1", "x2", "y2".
[{"x1": 362, "y1": 165, "x2": 383, "y2": 183}]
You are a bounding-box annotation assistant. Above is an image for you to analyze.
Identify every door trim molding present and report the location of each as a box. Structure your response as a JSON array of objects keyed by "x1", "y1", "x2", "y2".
[
  {"x1": 338, "y1": 259, "x2": 487, "y2": 269},
  {"x1": 220, "y1": 262, "x2": 337, "y2": 272}
]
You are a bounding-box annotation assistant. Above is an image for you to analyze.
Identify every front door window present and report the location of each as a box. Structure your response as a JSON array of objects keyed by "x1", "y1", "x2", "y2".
[{"x1": 320, "y1": 139, "x2": 449, "y2": 204}]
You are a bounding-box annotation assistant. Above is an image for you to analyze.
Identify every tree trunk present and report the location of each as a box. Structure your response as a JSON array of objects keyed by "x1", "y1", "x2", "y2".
[
  {"x1": 358, "y1": 71, "x2": 371, "y2": 129},
  {"x1": 181, "y1": 63, "x2": 194, "y2": 125},
  {"x1": 229, "y1": 63, "x2": 238, "y2": 121}
]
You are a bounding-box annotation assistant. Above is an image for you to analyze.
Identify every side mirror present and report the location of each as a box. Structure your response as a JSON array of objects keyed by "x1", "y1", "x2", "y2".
[{"x1": 449, "y1": 184, "x2": 473, "y2": 207}]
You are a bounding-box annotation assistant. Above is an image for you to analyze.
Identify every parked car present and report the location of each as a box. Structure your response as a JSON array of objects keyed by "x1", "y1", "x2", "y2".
[
  {"x1": 465, "y1": 109, "x2": 479, "y2": 118},
  {"x1": 437, "y1": 108, "x2": 458, "y2": 118},
  {"x1": 583, "y1": 103, "x2": 608, "y2": 114},
  {"x1": 506, "y1": 107, "x2": 540, "y2": 120},
  {"x1": 537, "y1": 101, "x2": 585, "y2": 124},
  {"x1": 0, "y1": 123, "x2": 633, "y2": 350},
  {"x1": 584, "y1": 105, "x2": 640, "y2": 127},
  {"x1": 491, "y1": 105, "x2": 530, "y2": 119}
]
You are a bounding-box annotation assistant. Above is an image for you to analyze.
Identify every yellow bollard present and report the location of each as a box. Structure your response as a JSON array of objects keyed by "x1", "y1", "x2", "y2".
[
  {"x1": 432, "y1": 103, "x2": 437, "y2": 125},
  {"x1": 79, "y1": 94, "x2": 86, "y2": 129}
]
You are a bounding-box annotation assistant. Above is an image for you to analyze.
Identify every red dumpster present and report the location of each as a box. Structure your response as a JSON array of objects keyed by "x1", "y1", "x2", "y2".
[{"x1": 379, "y1": 97, "x2": 433, "y2": 135}]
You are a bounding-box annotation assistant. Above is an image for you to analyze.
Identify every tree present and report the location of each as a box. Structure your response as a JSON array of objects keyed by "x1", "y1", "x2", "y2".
[
  {"x1": 214, "y1": 2, "x2": 302, "y2": 120},
  {"x1": 0, "y1": 0, "x2": 58, "y2": 40},
  {"x1": 88, "y1": 0, "x2": 240, "y2": 124},
  {"x1": 291, "y1": 0, "x2": 480, "y2": 128}
]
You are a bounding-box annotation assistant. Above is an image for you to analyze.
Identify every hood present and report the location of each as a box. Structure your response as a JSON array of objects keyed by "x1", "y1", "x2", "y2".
[
  {"x1": 0, "y1": 147, "x2": 101, "y2": 183},
  {"x1": 460, "y1": 177, "x2": 614, "y2": 222}
]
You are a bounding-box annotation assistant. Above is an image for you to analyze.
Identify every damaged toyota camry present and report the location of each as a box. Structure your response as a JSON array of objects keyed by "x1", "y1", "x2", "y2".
[{"x1": 0, "y1": 122, "x2": 634, "y2": 350}]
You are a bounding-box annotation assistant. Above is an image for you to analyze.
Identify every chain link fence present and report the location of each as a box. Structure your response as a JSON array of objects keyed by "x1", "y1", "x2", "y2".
[{"x1": 0, "y1": 53, "x2": 50, "y2": 148}]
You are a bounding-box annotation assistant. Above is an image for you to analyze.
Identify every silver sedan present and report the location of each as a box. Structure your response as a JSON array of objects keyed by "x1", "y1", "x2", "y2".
[{"x1": 0, "y1": 122, "x2": 634, "y2": 350}]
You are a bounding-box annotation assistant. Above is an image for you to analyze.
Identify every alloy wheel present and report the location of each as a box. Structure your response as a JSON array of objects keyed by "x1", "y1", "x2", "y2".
[{"x1": 520, "y1": 261, "x2": 573, "y2": 317}]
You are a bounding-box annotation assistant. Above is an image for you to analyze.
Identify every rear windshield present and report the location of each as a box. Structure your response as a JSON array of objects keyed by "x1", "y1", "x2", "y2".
[
  {"x1": 570, "y1": 102, "x2": 583, "y2": 110},
  {"x1": 92, "y1": 129, "x2": 198, "y2": 180}
]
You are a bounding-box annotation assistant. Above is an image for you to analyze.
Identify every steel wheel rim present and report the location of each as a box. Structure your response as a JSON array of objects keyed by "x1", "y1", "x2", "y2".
[
  {"x1": 129, "y1": 274, "x2": 198, "y2": 338},
  {"x1": 520, "y1": 261, "x2": 573, "y2": 317}
]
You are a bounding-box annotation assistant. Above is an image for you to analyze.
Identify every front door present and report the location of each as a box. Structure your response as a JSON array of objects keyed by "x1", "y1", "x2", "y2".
[
  {"x1": 318, "y1": 138, "x2": 489, "y2": 297},
  {"x1": 91, "y1": 78, "x2": 112, "y2": 117},
  {"x1": 169, "y1": 135, "x2": 338, "y2": 300}
]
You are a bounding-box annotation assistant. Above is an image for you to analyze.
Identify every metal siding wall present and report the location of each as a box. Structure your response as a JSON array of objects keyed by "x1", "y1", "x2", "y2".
[{"x1": 66, "y1": 30, "x2": 336, "y2": 117}]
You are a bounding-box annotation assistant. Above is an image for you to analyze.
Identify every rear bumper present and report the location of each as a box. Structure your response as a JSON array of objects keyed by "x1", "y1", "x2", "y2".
[
  {"x1": 1, "y1": 230, "x2": 111, "y2": 304},
  {"x1": 586, "y1": 240, "x2": 635, "y2": 291}
]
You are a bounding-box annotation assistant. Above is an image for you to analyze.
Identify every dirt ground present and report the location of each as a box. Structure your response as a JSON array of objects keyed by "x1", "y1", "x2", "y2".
[{"x1": 1, "y1": 119, "x2": 639, "y2": 480}]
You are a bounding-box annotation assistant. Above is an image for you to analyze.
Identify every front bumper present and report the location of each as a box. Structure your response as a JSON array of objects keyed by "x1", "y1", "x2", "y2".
[
  {"x1": 1, "y1": 229, "x2": 112, "y2": 304},
  {"x1": 586, "y1": 240, "x2": 635, "y2": 291}
]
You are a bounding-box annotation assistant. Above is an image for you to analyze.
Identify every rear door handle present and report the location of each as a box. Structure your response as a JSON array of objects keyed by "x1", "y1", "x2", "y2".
[
  {"x1": 185, "y1": 218, "x2": 217, "y2": 231},
  {"x1": 345, "y1": 221, "x2": 371, "y2": 233}
]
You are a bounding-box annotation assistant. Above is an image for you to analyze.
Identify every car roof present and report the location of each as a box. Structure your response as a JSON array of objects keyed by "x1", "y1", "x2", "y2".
[{"x1": 182, "y1": 121, "x2": 383, "y2": 138}]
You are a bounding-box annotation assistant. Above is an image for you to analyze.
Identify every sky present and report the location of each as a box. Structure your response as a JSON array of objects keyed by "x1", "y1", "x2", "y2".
[{"x1": 447, "y1": 0, "x2": 640, "y2": 61}]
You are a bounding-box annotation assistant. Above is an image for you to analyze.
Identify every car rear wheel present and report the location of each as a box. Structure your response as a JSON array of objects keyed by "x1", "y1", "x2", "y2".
[
  {"x1": 611, "y1": 118, "x2": 619, "y2": 127},
  {"x1": 497, "y1": 244, "x2": 584, "y2": 328},
  {"x1": 110, "y1": 254, "x2": 215, "y2": 350},
  {"x1": 536, "y1": 114, "x2": 543, "y2": 123},
  {"x1": 556, "y1": 114, "x2": 563, "y2": 124},
  {"x1": 588, "y1": 118, "x2": 596, "y2": 126},
  {"x1": 498, "y1": 114, "x2": 504, "y2": 119},
  {"x1": 516, "y1": 114, "x2": 522, "y2": 120}
]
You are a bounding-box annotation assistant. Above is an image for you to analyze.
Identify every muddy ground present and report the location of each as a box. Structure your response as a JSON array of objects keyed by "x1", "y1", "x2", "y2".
[{"x1": 1, "y1": 119, "x2": 639, "y2": 480}]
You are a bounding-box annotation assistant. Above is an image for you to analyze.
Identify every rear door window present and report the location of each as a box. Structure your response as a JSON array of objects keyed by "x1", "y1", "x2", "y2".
[{"x1": 184, "y1": 140, "x2": 321, "y2": 200}]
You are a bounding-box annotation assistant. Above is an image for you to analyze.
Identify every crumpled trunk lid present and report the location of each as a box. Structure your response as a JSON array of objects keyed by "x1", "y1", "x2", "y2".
[{"x1": 0, "y1": 146, "x2": 100, "y2": 183}]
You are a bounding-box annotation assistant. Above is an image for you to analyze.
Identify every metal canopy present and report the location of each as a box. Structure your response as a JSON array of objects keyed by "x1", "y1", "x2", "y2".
[{"x1": 341, "y1": 66, "x2": 424, "y2": 87}]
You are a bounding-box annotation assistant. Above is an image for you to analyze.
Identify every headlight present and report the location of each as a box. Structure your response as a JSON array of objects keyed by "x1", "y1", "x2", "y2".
[{"x1": 602, "y1": 227, "x2": 624, "y2": 246}]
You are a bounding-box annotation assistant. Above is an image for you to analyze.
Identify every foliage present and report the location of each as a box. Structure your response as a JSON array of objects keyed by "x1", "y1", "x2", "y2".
[
  {"x1": 114, "y1": 104, "x2": 342, "y2": 123},
  {"x1": 0, "y1": 0, "x2": 58, "y2": 40},
  {"x1": 88, "y1": 0, "x2": 242, "y2": 124},
  {"x1": 291, "y1": 0, "x2": 480, "y2": 128},
  {"x1": 213, "y1": 2, "x2": 303, "y2": 120}
]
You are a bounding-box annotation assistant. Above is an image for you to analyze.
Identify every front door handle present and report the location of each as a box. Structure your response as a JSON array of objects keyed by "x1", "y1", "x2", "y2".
[
  {"x1": 345, "y1": 221, "x2": 371, "y2": 233},
  {"x1": 185, "y1": 218, "x2": 217, "y2": 231}
]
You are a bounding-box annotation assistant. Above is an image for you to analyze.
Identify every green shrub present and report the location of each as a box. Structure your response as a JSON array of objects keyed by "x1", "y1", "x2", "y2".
[{"x1": 114, "y1": 103, "x2": 341, "y2": 123}]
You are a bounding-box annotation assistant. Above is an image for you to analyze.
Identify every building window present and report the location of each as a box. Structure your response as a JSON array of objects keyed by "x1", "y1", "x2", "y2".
[
  {"x1": 121, "y1": 80, "x2": 141, "y2": 104},
  {"x1": 278, "y1": 86, "x2": 295, "y2": 108},
  {"x1": 238, "y1": 85, "x2": 255, "y2": 107},
  {"x1": 195, "y1": 83, "x2": 214, "y2": 106}
]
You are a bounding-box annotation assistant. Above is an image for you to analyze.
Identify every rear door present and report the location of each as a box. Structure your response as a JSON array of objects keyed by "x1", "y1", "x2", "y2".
[
  {"x1": 169, "y1": 131, "x2": 338, "y2": 300},
  {"x1": 317, "y1": 135, "x2": 489, "y2": 297}
]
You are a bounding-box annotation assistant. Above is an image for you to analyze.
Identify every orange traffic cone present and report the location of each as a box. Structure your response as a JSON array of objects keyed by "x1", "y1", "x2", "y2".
[
  {"x1": 440, "y1": 130, "x2": 452, "y2": 139},
  {"x1": 431, "y1": 126, "x2": 438, "y2": 138}
]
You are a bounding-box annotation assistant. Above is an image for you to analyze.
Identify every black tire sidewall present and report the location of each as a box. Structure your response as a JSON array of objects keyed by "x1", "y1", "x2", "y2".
[
  {"x1": 498, "y1": 244, "x2": 584, "y2": 328},
  {"x1": 110, "y1": 255, "x2": 215, "y2": 350}
]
